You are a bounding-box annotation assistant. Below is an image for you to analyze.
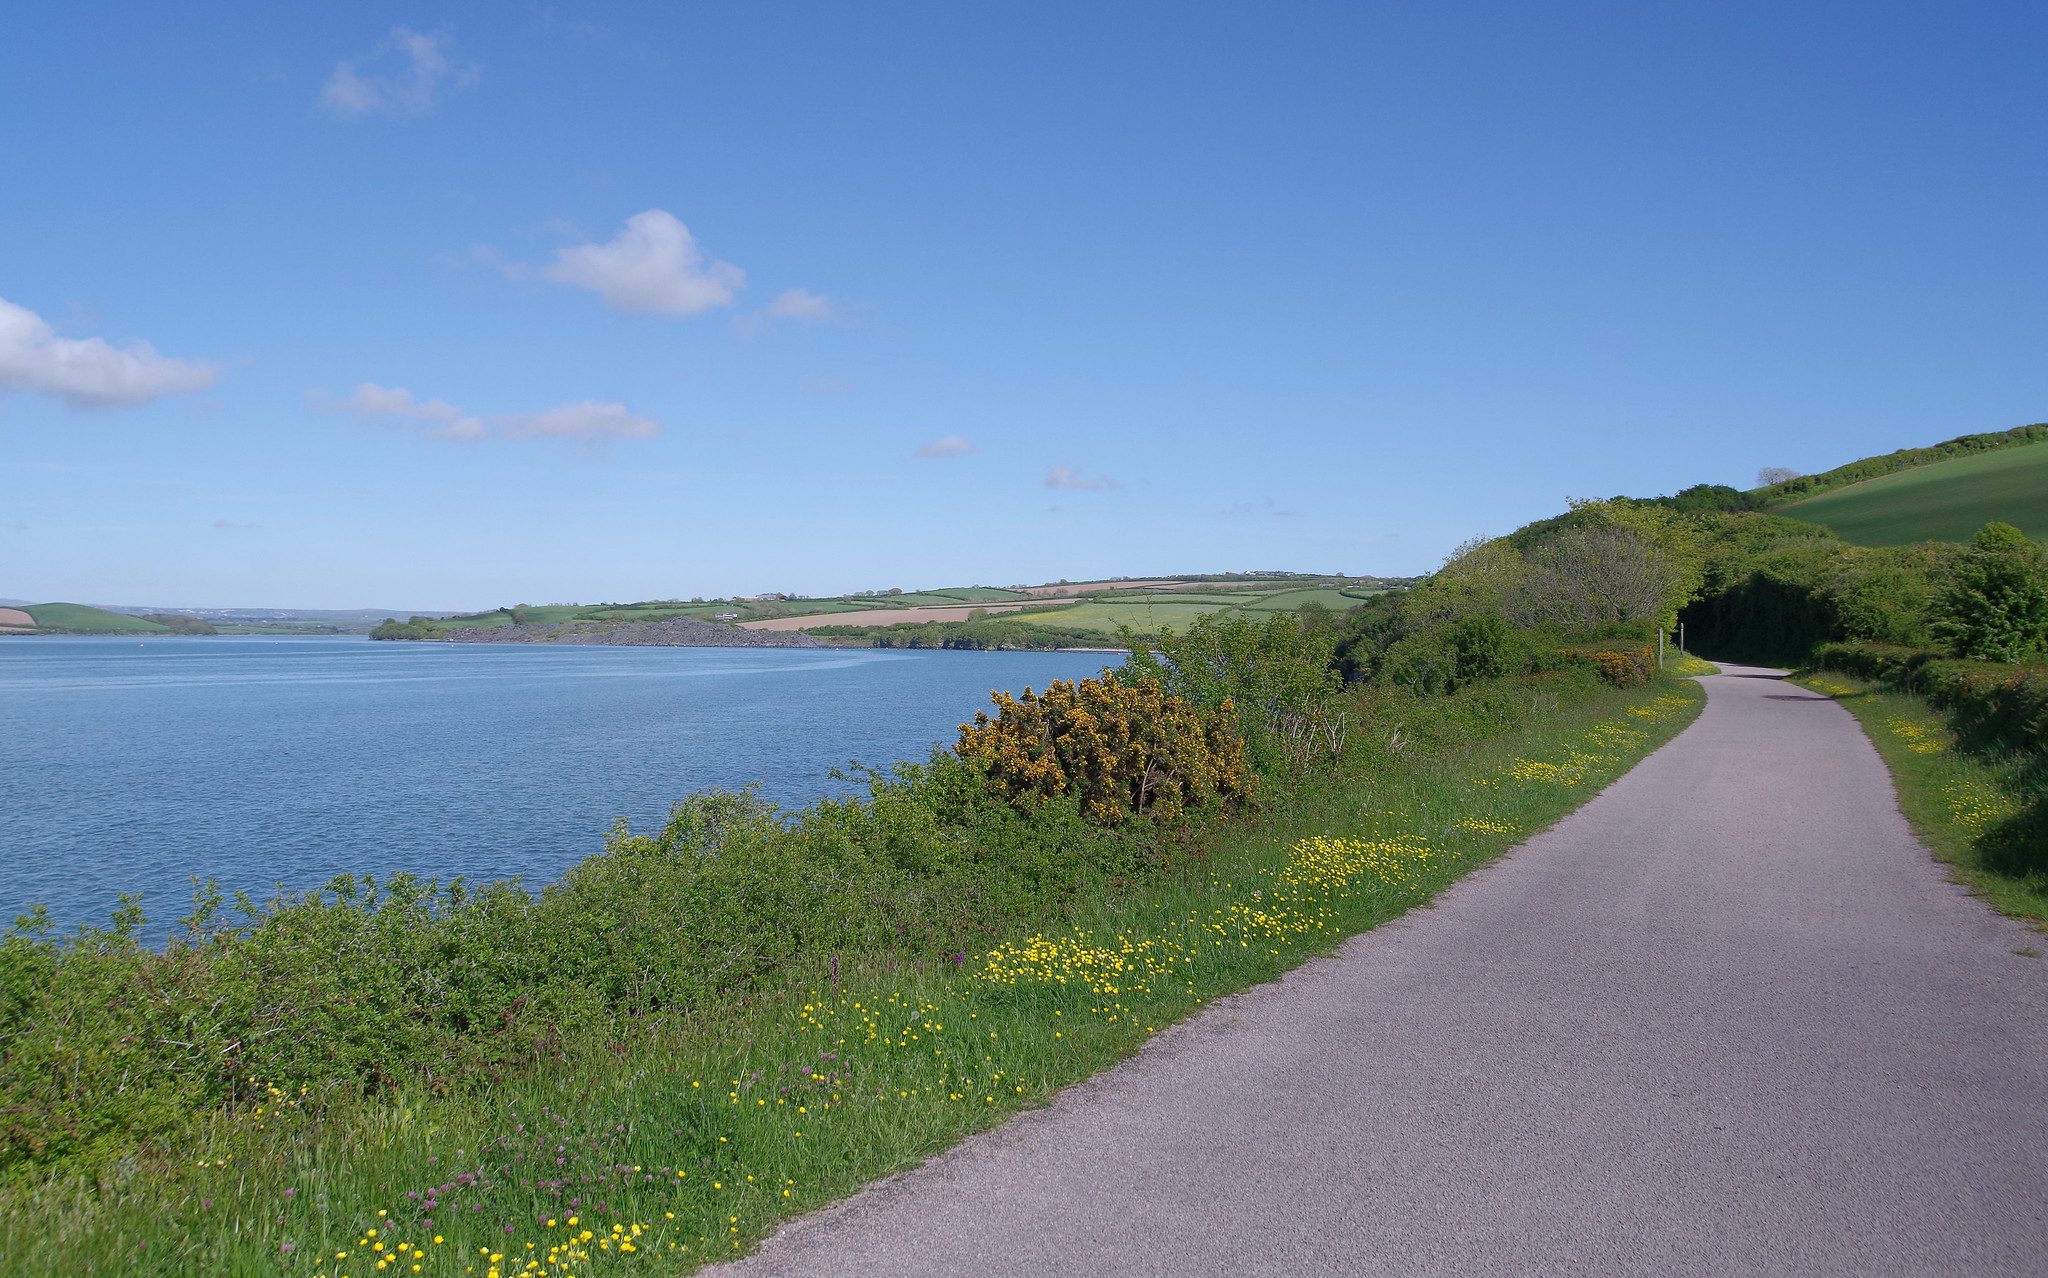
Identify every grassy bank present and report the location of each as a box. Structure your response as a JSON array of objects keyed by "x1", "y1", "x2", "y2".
[
  {"x1": 0, "y1": 668, "x2": 1701, "y2": 1277},
  {"x1": 1795, "y1": 671, "x2": 2048, "y2": 927},
  {"x1": 1774, "y1": 440, "x2": 2048, "y2": 545}
]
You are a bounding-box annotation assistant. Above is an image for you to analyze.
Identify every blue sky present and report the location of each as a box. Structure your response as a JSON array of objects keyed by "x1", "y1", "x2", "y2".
[{"x1": 3, "y1": 2, "x2": 2043, "y2": 610}]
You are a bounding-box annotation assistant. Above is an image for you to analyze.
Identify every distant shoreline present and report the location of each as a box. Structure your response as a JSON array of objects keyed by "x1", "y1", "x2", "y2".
[{"x1": 400, "y1": 614, "x2": 821, "y2": 649}]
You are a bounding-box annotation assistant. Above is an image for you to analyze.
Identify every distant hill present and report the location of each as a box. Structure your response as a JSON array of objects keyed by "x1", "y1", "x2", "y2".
[
  {"x1": 376, "y1": 573, "x2": 1404, "y2": 646},
  {"x1": 0, "y1": 603, "x2": 434, "y2": 635},
  {"x1": 7, "y1": 603, "x2": 174, "y2": 634},
  {"x1": 1771, "y1": 439, "x2": 2048, "y2": 546}
]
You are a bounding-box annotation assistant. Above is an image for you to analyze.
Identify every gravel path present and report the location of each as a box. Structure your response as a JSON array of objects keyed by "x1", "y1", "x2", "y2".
[{"x1": 714, "y1": 665, "x2": 2048, "y2": 1276}]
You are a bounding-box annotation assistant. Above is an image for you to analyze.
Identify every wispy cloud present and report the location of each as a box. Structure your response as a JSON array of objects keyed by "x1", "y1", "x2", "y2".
[
  {"x1": 798, "y1": 374, "x2": 852, "y2": 397},
  {"x1": 496, "y1": 400, "x2": 658, "y2": 441},
  {"x1": 762, "y1": 288, "x2": 836, "y2": 322},
  {"x1": 914, "y1": 434, "x2": 976, "y2": 459},
  {"x1": 321, "y1": 28, "x2": 478, "y2": 119},
  {"x1": 528, "y1": 210, "x2": 745, "y2": 315},
  {"x1": 1219, "y1": 497, "x2": 1302, "y2": 519},
  {"x1": 0, "y1": 295, "x2": 219, "y2": 408},
  {"x1": 316, "y1": 384, "x2": 656, "y2": 444},
  {"x1": 1045, "y1": 464, "x2": 1113, "y2": 491},
  {"x1": 317, "y1": 382, "x2": 486, "y2": 441},
  {"x1": 737, "y1": 287, "x2": 853, "y2": 336}
]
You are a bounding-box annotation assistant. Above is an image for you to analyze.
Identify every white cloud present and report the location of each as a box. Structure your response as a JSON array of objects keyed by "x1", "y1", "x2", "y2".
[
  {"x1": 321, "y1": 28, "x2": 478, "y2": 119},
  {"x1": 495, "y1": 400, "x2": 659, "y2": 441},
  {"x1": 0, "y1": 296, "x2": 219, "y2": 408},
  {"x1": 914, "y1": 434, "x2": 975, "y2": 459},
  {"x1": 326, "y1": 381, "x2": 486, "y2": 441},
  {"x1": 1045, "y1": 464, "x2": 1113, "y2": 491},
  {"x1": 538, "y1": 210, "x2": 744, "y2": 315}
]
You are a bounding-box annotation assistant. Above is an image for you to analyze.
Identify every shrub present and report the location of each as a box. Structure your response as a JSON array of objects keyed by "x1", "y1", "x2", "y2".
[
  {"x1": 1376, "y1": 632, "x2": 1459, "y2": 697},
  {"x1": 1591, "y1": 648, "x2": 1651, "y2": 687},
  {"x1": 1118, "y1": 612, "x2": 1342, "y2": 773},
  {"x1": 1332, "y1": 594, "x2": 1409, "y2": 684},
  {"x1": 1551, "y1": 642, "x2": 1655, "y2": 687},
  {"x1": 1932, "y1": 523, "x2": 2048, "y2": 663},
  {"x1": 1445, "y1": 612, "x2": 1525, "y2": 684},
  {"x1": 955, "y1": 675, "x2": 1253, "y2": 825},
  {"x1": 369, "y1": 615, "x2": 440, "y2": 640}
]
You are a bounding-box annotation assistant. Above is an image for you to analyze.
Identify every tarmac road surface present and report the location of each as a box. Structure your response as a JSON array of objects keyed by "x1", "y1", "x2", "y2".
[{"x1": 714, "y1": 665, "x2": 2048, "y2": 1276}]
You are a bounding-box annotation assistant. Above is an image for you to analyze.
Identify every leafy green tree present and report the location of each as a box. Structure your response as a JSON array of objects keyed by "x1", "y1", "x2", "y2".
[
  {"x1": 1120, "y1": 611, "x2": 1341, "y2": 772},
  {"x1": 1510, "y1": 524, "x2": 1677, "y2": 633},
  {"x1": 1932, "y1": 522, "x2": 2048, "y2": 662}
]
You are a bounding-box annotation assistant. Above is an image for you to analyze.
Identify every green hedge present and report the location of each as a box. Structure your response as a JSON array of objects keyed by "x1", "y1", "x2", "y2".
[{"x1": 1811, "y1": 641, "x2": 2048, "y2": 753}]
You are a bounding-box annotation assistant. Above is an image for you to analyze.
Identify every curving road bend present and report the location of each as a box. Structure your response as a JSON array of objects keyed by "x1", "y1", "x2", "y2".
[{"x1": 715, "y1": 665, "x2": 2048, "y2": 1276}]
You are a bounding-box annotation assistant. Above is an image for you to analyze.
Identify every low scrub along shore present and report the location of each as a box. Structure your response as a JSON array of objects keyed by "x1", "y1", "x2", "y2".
[{"x1": 0, "y1": 607, "x2": 1701, "y2": 1277}]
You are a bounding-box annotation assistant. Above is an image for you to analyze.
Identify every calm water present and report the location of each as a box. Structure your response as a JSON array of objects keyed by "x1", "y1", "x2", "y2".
[{"x1": 0, "y1": 637, "x2": 1119, "y2": 933}]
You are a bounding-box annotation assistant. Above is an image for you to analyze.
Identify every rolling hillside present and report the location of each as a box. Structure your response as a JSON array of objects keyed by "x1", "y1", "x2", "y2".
[
  {"x1": 382, "y1": 575, "x2": 1398, "y2": 646},
  {"x1": 5, "y1": 604, "x2": 175, "y2": 634},
  {"x1": 1772, "y1": 441, "x2": 2048, "y2": 545}
]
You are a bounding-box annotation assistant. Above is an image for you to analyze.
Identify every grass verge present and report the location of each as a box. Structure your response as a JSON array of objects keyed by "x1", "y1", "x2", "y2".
[
  {"x1": 1, "y1": 673, "x2": 1703, "y2": 1277},
  {"x1": 1795, "y1": 671, "x2": 2048, "y2": 927},
  {"x1": 1667, "y1": 652, "x2": 1719, "y2": 677}
]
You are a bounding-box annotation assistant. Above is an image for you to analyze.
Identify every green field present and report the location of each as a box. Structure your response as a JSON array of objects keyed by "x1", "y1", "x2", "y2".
[
  {"x1": 1088, "y1": 590, "x2": 1255, "y2": 605},
  {"x1": 1774, "y1": 442, "x2": 2048, "y2": 545},
  {"x1": 20, "y1": 604, "x2": 170, "y2": 634},
  {"x1": 921, "y1": 587, "x2": 1030, "y2": 602},
  {"x1": 419, "y1": 597, "x2": 874, "y2": 633},
  {"x1": 1020, "y1": 600, "x2": 1228, "y2": 636},
  {"x1": 994, "y1": 584, "x2": 1385, "y2": 639},
  {"x1": 381, "y1": 576, "x2": 1390, "y2": 642},
  {"x1": 991, "y1": 585, "x2": 1392, "y2": 639},
  {"x1": 1238, "y1": 586, "x2": 1382, "y2": 612},
  {"x1": 846, "y1": 592, "x2": 976, "y2": 607}
]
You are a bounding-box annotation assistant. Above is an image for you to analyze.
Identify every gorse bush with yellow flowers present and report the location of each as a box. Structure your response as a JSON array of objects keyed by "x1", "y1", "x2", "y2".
[{"x1": 956, "y1": 675, "x2": 1253, "y2": 825}]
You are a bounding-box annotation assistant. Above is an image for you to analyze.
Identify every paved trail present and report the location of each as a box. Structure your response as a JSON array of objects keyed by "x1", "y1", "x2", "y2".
[{"x1": 717, "y1": 667, "x2": 2048, "y2": 1276}]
